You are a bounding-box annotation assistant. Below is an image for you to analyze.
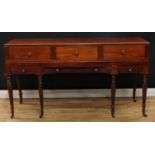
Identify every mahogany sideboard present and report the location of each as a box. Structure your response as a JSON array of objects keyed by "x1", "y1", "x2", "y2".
[{"x1": 4, "y1": 38, "x2": 150, "y2": 118}]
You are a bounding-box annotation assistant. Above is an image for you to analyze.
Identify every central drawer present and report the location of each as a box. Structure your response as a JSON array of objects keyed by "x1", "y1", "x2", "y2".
[
  {"x1": 104, "y1": 45, "x2": 145, "y2": 61},
  {"x1": 9, "y1": 47, "x2": 51, "y2": 60},
  {"x1": 43, "y1": 66, "x2": 112, "y2": 74},
  {"x1": 56, "y1": 46, "x2": 98, "y2": 61}
]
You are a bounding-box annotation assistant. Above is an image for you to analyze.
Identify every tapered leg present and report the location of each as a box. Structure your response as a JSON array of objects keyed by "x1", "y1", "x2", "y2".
[
  {"x1": 7, "y1": 76, "x2": 14, "y2": 118},
  {"x1": 142, "y1": 75, "x2": 147, "y2": 117},
  {"x1": 38, "y1": 75, "x2": 44, "y2": 118},
  {"x1": 16, "y1": 75, "x2": 23, "y2": 104},
  {"x1": 133, "y1": 74, "x2": 137, "y2": 102},
  {"x1": 111, "y1": 75, "x2": 116, "y2": 118}
]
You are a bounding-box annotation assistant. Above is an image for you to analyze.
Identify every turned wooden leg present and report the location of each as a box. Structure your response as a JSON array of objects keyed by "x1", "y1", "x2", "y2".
[
  {"x1": 38, "y1": 75, "x2": 44, "y2": 118},
  {"x1": 133, "y1": 74, "x2": 137, "y2": 102},
  {"x1": 111, "y1": 74, "x2": 116, "y2": 118},
  {"x1": 7, "y1": 76, "x2": 14, "y2": 118},
  {"x1": 142, "y1": 74, "x2": 147, "y2": 117},
  {"x1": 16, "y1": 75, "x2": 23, "y2": 104}
]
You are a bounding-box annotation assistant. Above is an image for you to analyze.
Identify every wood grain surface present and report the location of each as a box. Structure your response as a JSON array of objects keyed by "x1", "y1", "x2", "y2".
[
  {"x1": 5, "y1": 37, "x2": 150, "y2": 46},
  {"x1": 0, "y1": 97, "x2": 154, "y2": 122}
]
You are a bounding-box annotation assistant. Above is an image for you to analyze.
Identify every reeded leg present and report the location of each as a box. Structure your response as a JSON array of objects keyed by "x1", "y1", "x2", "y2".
[
  {"x1": 7, "y1": 76, "x2": 14, "y2": 118},
  {"x1": 16, "y1": 75, "x2": 23, "y2": 104},
  {"x1": 133, "y1": 74, "x2": 137, "y2": 102},
  {"x1": 38, "y1": 75, "x2": 44, "y2": 118},
  {"x1": 142, "y1": 75, "x2": 147, "y2": 117},
  {"x1": 111, "y1": 75, "x2": 116, "y2": 118}
]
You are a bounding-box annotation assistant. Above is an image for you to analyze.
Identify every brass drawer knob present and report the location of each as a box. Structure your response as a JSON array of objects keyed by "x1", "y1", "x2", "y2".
[
  {"x1": 121, "y1": 50, "x2": 126, "y2": 55},
  {"x1": 22, "y1": 69, "x2": 25, "y2": 73},
  {"x1": 94, "y1": 68, "x2": 98, "y2": 72},
  {"x1": 74, "y1": 50, "x2": 79, "y2": 56},
  {"x1": 28, "y1": 52, "x2": 32, "y2": 57},
  {"x1": 56, "y1": 68, "x2": 60, "y2": 72},
  {"x1": 129, "y1": 68, "x2": 132, "y2": 72}
]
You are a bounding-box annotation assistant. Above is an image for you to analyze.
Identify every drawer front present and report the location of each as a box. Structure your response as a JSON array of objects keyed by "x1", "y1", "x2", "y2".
[
  {"x1": 9, "y1": 65, "x2": 41, "y2": 74},
  {"x1": 44, "y1": 68, "x2": 101, "y2": 74},
  {"x1": 9, "y1": 47, "x2": 51, "y2": 60},
  {"x1": 104, "y1": 45, "x2": 145, "y2": 61},
  {"x1": 118, "y1": 65, "x2": 143, "y2": 73},
  {"x1": 56, "y1": 46, "x2": 98, "y2": 61},
  {"x1": 43, "y1": 65, "x2": 112, "y2": 74}
]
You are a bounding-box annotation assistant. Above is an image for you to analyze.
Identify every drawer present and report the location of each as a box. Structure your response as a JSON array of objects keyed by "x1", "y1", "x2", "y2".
[
  {"x1": 9, "y1": 65, "x2": 41, "y2": 74},
  {"x1": 44, "y1": 67, "x2": 106, "y2": 74},
  {"x1": 56, "y1": 46, "x2": 98, "y2": 61},
  {"x1": 118, "y1": 65, "x2": 143, "y2": 73},
  {"x1": 43, "y1": 65, "x2": 112, "y2": 74},
  {"x1": 104, "y1": 45, "x2": 145, "y2": 61},
  {"x1": 9, "y1": 47, "x2": 51, "y2": 60},
  {"x1": 44, "y1": 67, "x2": 102, "y2": 74}
]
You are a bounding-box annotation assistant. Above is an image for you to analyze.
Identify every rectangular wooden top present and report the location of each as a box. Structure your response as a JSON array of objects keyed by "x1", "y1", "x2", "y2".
[{"x1": 5, "y1": 37, "x2": 150, "y2": 46}]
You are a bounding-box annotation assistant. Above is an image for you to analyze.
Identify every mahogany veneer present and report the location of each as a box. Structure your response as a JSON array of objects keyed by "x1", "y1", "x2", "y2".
[{"x1": 4, "y1": 37, "x2": 150, "y2": 118}]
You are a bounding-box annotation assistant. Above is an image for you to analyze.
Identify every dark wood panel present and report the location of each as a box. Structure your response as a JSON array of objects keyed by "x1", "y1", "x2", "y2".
[
  {"x1": 5, "y1": 37, "x2": 150, "y2": 46},
  {"x1": 104, "y1": 45, "x2": 145, "y2": 62},
  {"x1": 56, "y1": 46, "x2": 98, "y2": 61},
  {"x1": 8, "y1": 64, "x2": 41, "y2": 75},
  {"x1": 9, "y1": 47, "x2": 51, "y2": 60},
  {"x1": 43, "y1": 65, "x2": 112, "y2": 74},
  {"x1": 118, "y1": 65, "x2": 144, "y2": 74}
]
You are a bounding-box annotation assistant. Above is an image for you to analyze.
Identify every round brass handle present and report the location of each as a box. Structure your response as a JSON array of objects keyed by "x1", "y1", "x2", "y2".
[
  {"x1": 94, "y1": 68, "x2": 98, "y2": 72},
  {"x1": 74, "y1": 50, "x2": 79, "y2": 56},
  {"x1": 121, "y1": 50, "x2": 126, "y2": 55},
  {"x1": 56, "y1": 68, "x2": 60, "y2": 72},
  {"x1": 22, "y1": 69, "x2": 25, "y2": 73},
  {"x1": 28, "y1": 52, "x2": 32, "y2": 57},
  {"x1": 129, "y1": 68, "x2": 132, "y2": 72}
]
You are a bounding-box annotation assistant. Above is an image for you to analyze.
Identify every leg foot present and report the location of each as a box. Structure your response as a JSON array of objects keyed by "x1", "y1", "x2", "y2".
[
  {"x1": 10, "y1": 113, "x2": 14, "y2": 119},
  {"x1": 143, "y1": 113, "x2": 147, "y2": 117},
  {"x1": 111, "y1": 106, "x2": 115, "y2": 118},
  {"x1": 40, "y1": 113, "x2": 43, "y2": 118}
]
